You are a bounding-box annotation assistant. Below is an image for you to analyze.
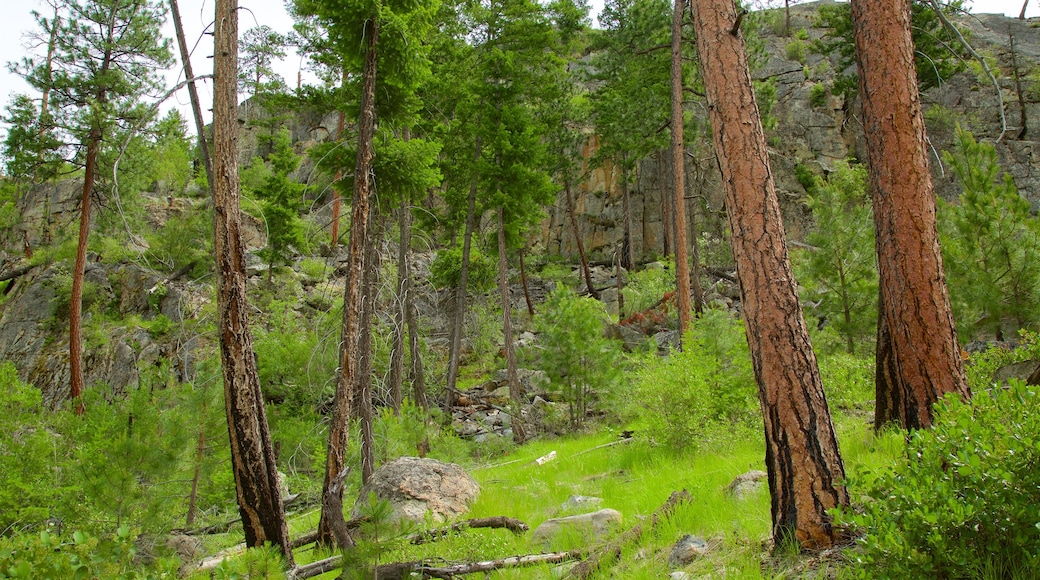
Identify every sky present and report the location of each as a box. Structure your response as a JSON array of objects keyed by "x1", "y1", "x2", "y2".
[{"x1": 0, "y1": 0, "x2": 1036, "y2": 143}]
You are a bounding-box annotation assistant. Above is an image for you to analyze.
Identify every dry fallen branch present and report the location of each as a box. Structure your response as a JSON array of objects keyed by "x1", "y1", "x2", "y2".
[
  {"x1": 288, "y1": 549, "x2": 584, "y2": 580},
  {"x1": 409, "y1": 516, "x2": 529, "y2": 545},
  {"x1": 416, "y1": 550, "x2": 585, "y2": 579},
  {"x1": 568, "y1": 489, "x2": 692, "y2": 579}
]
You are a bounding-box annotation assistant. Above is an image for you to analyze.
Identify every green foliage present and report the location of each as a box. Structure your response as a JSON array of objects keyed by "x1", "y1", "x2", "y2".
[
  {"x1": 939, "y1": 126, "x2": 1040, "y2": 340},
  {"x1": 341, "y1": 494, "x2": 415, "y2": 580},
  {"x1": 0, "y1": 525, "x2": 174, "y2": 579},
  {"x1": 785, "y1": 37, "x2": 808, "y2": 64},
  {"x1": 143, "y1": 203, "x2": 213, "y2": 277},
  {"x1": 238, "y1": 25, "x2": 289, "y2": 97},
  {"x1": 251, "y1": 129, "x2": 307, "y2": 274},
  {"x1": 430, "y1": 245, "x2": 496, "y2": 292},
  {"x1": 813, "y1": 2, "x2": 965, "y2": 99},
  {"x1": 0, "y1": 364, "x2": 67, "y2": 535},
  {"x1": 795, "y1": 161, "x2": 877, "y2": 355},
  {"x1": 816, "y1": 351, "x2": 874, "y2": 412},
  {"x1": 148, "y1": 111, "x2": 194, "y2": 196},
  {"x1": 624, "y1": 261, "x2": 675, "y2": 315},
  {"x1": 632, "y1": 309, "x2": 757, "y2": 454},
  {"x1": 254, "y1": 299, "x2": 337, "y2": 412},
  {"x1": 533, "y1": 287, "x2": 623, "y2": 429},
  {"x1": 808, "y1": 82, "x2": 828, "y2": 108},
  {"x1": 839, "y1": 380, "x2": 1040, "y2": 578}
]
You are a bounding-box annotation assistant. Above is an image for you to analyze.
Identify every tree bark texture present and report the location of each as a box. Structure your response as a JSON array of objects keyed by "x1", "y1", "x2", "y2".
[
  {"x1": 692, "y1": 0, "x2": 848, "y2": 549},
  {"x1": 213, "y1": 0, "x2": 293, "y2": 561},
  {"x1": 318, "y1": 16, "x2": 379, "y2": 546},
  {"x1": 851, "y1": 0, "x2": 969, "y2": 430},
  {"x1": 670, "y1": 0, "x2": 692, "y2": 335}
]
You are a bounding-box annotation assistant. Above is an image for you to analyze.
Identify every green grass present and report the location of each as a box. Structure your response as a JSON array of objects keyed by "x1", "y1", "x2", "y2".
[{"x1": 202, "y1": 406, "x2": 893, "y2": 580}]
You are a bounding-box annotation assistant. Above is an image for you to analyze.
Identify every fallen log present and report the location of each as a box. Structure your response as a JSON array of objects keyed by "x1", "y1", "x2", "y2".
[
  {"x1": 567, "y1": 489, "x2": 692, "y2": 579},
  {"x1": 409, "y1": 516, "x2": 529, "y2": 544},
  {"x1": 288, "y1": 549, "x2": 583, "y2": 580},
  {"x1": 417, "y1": 550, "x2": 585, "y2": 579}
]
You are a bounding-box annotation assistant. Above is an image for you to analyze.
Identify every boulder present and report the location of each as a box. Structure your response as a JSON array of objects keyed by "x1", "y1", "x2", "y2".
[
  {"x1": 531, "y1": 508, "x2": 622, "y2": 546},
  {"x1": 668, "y1": 534, "x2": 710, "y2": 567},
  {"x1": 993, "y1": 360, "x2": 1040, "y2": 386},
  {"x1": 352, "y1": 457, "x2": 479, "y2": 524},
  {"x1": 725, "y1": 470, "x2": 767, "y2": 500}
]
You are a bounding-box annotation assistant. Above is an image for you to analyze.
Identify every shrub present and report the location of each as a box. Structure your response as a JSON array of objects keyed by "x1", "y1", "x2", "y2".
[
  {"x1": 809, "y1": 82, "x2": 828, "y2": 108},
  {"x1": 939, "y1": 126, "x2": 1040, "y2": 341},
  {"x1": 533, "y1": 287, "x2": 623, "y2": 429},
  {"x1": 429, "y1": 245, "x2": 496, "y2": 293},
  {"x1": 839, "y1": 380, "x2": 1040, "y2": 578},
  {"x1": 632, "y1": 309, "x2": 757, "y2": 453}
]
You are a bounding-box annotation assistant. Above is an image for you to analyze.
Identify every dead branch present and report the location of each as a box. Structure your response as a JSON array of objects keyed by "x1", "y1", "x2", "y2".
[
  {"x1": 925, "y1": 0, "x2": 1007, "y2": 141},
  {"x1": 409, "y1": 517, "x2": 529, "y2": 545},
  {"x1": 568, "y1": 489, "x2": 692, "y2": 579},
  {"x1": 288, "y1": 550, "x2": 585, "y2": 580},
  {"x1": 418, "y1": 550, "x2": 585, "y2": 579}
]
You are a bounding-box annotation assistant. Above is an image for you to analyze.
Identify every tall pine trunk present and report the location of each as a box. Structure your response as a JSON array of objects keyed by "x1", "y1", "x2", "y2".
[
  {"x1": 318, "y1": 14, "x2": 379, "y2": 548},
  {"x1": 670, "y1": 0, "x2": 692, "y2": 334},
  {"x1": 692, "y1": 0, "x2": 848, "y2": 549},
  {"x1": 213, "y1": 0, "x2": 293, "y2": 560},
  {"x1": 565, "y1": 176, "x2": 597, "y2": 299},
  {"x1": 69, "y1": 125, "x2": 100, "y2": 414},
  {"x1": 851, "y1": 0, "x2": 969, "y2": 430},
  {"x1": 497, "y1": 207, "x2": 526, "y2": 444}
]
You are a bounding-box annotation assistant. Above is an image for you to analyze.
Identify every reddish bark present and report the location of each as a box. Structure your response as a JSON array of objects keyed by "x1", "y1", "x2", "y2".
[
  {"x1": 692, "y1": 0, "x2": 848, "y2": 549},
  {"x1": 852, "y1": 0, "x2": 969, "y2": 430}
]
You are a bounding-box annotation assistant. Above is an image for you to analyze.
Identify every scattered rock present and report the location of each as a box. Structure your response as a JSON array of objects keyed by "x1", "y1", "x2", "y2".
[
  {"x1": 993, "y1": 360, "x2": 1040, "y2": 386},
  {"x1": 726, "y1": 470, "x2": 767, "y2": 499},
  {"x1": 560, "y1": 495, "x2": 603, "y2": 512},
  {"x1": 531, "y1": 508, "x2": 622, "y2": 546},
  {"x1": 352, "y1": 457, "x2": 479, "y2": 524},
  {"x1": 668, "y1": 534, "x2": 710, "y2": 567}
]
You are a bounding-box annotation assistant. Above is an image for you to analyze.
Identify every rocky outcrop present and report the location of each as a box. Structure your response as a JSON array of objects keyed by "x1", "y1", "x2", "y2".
[
  {"x1": 0, "y1": 261, "x2": 203, "y2": 406},
  {"x1": 541, "y1": 2, "x2": 1040, "y2": 265}
]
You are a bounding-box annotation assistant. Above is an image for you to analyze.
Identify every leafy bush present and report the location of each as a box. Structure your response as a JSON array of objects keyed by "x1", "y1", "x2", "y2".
[
  {"x1": 632, "y1": 309, "x2": 757, "y2": 453},
  {"x1": 533, "y1": 287, "x2": 623, "y2": 429},
  {"x1": 839, "y1": 380, "x2": 1040, "y2": 578},
  {"x1": 624, "y1": 261, "x2": 675, "y2": 315},
  {"x1": 0, "y1": 526, "x2": 176, "y2": 579},
  {"x1": 809, "y1": 82, "x2": 828, "y2": 108},
  {"x1": 429, "y1": 245, "x2": 496, "y2": 293}
]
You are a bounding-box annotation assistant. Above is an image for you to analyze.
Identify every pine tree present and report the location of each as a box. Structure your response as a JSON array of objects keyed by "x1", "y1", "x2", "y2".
[{"x1": 9, "y1": 0, "x2": 172, "y2": 412}]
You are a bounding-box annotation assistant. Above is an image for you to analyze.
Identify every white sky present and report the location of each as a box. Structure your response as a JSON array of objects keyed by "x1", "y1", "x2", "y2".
[{"x1": 0, "y1": 0, "x2": 1036, "y2": 143}]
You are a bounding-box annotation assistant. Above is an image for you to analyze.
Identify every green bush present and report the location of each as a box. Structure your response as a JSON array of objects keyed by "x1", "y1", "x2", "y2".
[
  {"x1": 430, "y1": 245, "x2": 496, "y2": 293},
  {"x1": 939, "y1": 126, "x2": 1040, "y2": 341},
  {"x1": 0, "y1": 526, "x2": 176, "y2": 579},
  {"x1": 533, "y1": 287, "x2": 623, "y2": 429},
  {"x1": 632, "y1": 309, "x2": 757, "y2": 453},
  {"x1": 624, "y1": 261, "x2": 675, "y2": 316},
  {"x1": 839, "y1": 380, "x2": 1040, "y2": 578},
  {"x1": 809, "y1": 82, "x2": 828, "y2": 108}
]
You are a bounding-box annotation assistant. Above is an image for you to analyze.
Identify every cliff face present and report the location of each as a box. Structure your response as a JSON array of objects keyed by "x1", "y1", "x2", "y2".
[{"x1": 542, "y1": 2, "x2": 1040, "y2": 265}]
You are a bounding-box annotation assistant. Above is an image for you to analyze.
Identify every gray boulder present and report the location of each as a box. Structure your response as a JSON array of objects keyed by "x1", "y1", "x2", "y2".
[
  {"x1": 668, "y1": 534, "x2": 709, "y2": 567},
  {"x1": 531, "y1": 508, "x2": 622, "y2": 546},
  {"x1": 352, "y1": 457, "x2": 479, "y2": 524},
  {"x1": 725, "y1": 470, "x2": 767, "y2": 500}
]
